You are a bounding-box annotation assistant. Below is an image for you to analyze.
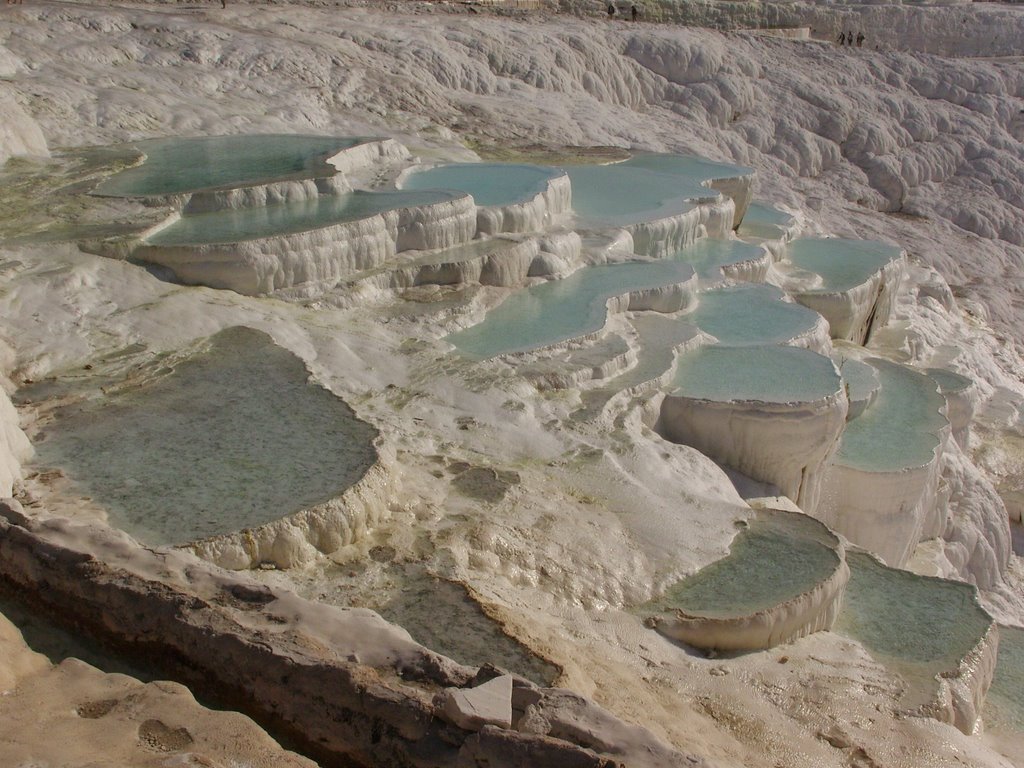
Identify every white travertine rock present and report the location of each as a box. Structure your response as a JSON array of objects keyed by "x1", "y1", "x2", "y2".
[
  {"x1": 477, "y1": 173, "x2": 572, "y2": 235},
  {"x1": 131, "y1": 195, "x2": 477, "y2": 295},
  {"x1": 443, "y1": 674, "x2": 513, "y2": 731},
  {"x1": 658, "y1": 370, "x2": 849, "y2": 514},
  {"x1": 791, "y1": 255, "x2": 906, "y2": 345},
  {"x1": 627, "y1": 198, "x2": 734, "y2": 258}
]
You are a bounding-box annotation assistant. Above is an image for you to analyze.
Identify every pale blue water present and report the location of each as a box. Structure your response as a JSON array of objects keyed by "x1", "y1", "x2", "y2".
[
  {"x1": 671, "y1": 346, "x2": 841, "y2": 404},
  {"x1": 568, "y1": 153, "x2": 749, "y2": 227},
  {"x1": 400, "y1": 163, "x2": 564, "y2": 206},
  {"x1": 447, "y1": 260, "x2": 695, "y2": 359},
  {"x1": 986, "y1": 624, "x2": 1024, "y2": 732},
  {"x1": 645, "y1": 513, "x2": 839, "y2": 619},
  {"x1": 147, "y1": 189, "x2": 458, "y2": 246},
  {"x1": 669, "y1": 238, "x2": 766, "y2": 280},
  {"x1": 838, "y1": 358, "x2": 880, "y2": 404},
  {"x1": 836, "y1": 552, "x2": 993, "y2": 708},
  {"x1": 837, "y1": 359, "x2": 946, "y2": 472},
  {"x1": 27, "y1": 327, "x2": 378, "y2": 545},
  {"x1": 622, "y1": 153, "x2": 752, "y2": 183},
  {"x1": 788, "y1": 238, "x2": 902, "y2": 292},
  {"x1": 94, "y1": 134, "x2": 364, "y2": 197},
  {"x1": 926, "y1": 367, "x2": 973, "y2": 395},
  {"x1": 691, "y1": 284, "x2": 821, "y2": 345},
  {"x1": 737, "y1": 201, "x2": 795, "y2": 240}
]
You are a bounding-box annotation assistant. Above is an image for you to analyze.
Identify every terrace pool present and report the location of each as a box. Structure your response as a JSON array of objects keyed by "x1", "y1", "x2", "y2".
[
  {"x1": 447, "y1": 260, "x2": 696, "y2": 359},
  {"x1": 787, "y1": 238, "x2": 902, "y2": 292},
  {"x1": 399, "y1": 163, "x2": 565, "y2": 206},
  {"x1": 671, "y1": 346, "x2": 842, "y2": 404},
  {"x1": 690, "y1": 284, "x2": 822, "y2": 346},
  {"x1": 26, "y1": 327, "x2": 378, "y2": 545},
  {"x1": 94, "y1": 134, "x2": 366, "y2": 197}
]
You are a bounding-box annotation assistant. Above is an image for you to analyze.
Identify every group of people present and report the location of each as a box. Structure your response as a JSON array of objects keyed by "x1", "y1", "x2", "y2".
[
  {"x1": 607, "y1": 4, "x2": 640, "y2": 22},
  {"x1": 837, "y1": 31, "x2": 866, "y2": 47}
]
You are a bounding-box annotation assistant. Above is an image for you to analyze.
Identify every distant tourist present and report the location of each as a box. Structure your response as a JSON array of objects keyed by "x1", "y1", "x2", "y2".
[
  {"x1": 837, "y1": 31, "x2": 846, "y2": 45},
  {"x1": 846, "y1": 31, "x2": 855, "y2": 46},
  {"x1": 856, "y1": 32, "x2": 865, "y2": 47},
  {"x1": 631, "y1": 4, "x2": 639, "y2": 21},
  {"x1": 607, "y1": 3, "x2": 615, "y2": 18}
]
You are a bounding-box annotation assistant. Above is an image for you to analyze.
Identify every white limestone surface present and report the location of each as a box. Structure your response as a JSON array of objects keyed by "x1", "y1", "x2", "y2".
[{"x1": 658, "y1": 346, "x2": 848, "y2": 513}]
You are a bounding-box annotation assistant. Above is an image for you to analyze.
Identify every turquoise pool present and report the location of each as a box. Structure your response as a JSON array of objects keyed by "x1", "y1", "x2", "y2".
[
  {"x1": 671, "y1": 346, "x2": 841, "y2": 404},
  {"x1": 447, "y1": 260, "x2": 695, "y2": 359},
  {"x1": 690, "y1": 284, "x2": 821, "y2": 346},
  {"x1": 94, "y1": 134, "x2": 366, "y2": 197},
  {"x1": 400, "y1": 163, "x2": 564, "y2": 206},
  {"x1": 787, "y1": 238, "x2": 902, "y2": 292}
]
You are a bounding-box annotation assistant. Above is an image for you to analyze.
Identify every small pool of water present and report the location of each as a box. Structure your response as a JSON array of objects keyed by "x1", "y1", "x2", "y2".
[
  {"x1": 837, "y1": 359, "x2": 946, "y2": 472},
  {"x1": 644, "y1": 512, "x2": 839, "y2": 620},
  {"x1": 669, "y1": 238, "x2": 766, "y2": 281},
  {"x1": 690, "y1": 284, "x2": 821, "y2": 346},
  {"x1": 835, "y1": 551, "x2": 993, "y2": 711},
  {"x1": 787, "y1": 238, "x2": 902, "y2": 292},
  {"x1": 986, "y1": 624, "x2": 1024, "y2": 732},
  {"x1": 25, "y1": 327, "x2": 378, "y2": 545},
  {"x1": 399, "y1": 163, "x2": 564, "y2": 206},
  {"x1": 94, "y1": 134, "x2": 366, "y2": 197},
  {"x1": 926, "y1": 367, "x2": 973, "y2": 395},
  {"x1": 671, "y1": 346, "x2": 841, "y2": 404},
  {"x1": 146, "y1": 188, "x2": 459, "y2": 246},
  {"x1": 737, "y1": 201, "x2": 795, "y2": 240},
  {"x1": 447, "y1": 260, "x2": 695, "y2": 359}
]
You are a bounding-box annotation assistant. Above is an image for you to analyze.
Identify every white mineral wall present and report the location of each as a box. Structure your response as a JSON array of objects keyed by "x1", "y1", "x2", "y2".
[
  {"x1": 395, "y1": 196, "x2": 477, "y2": 251},
  {"x1": 0, "y1": 48, "x2": 47, "y2": 163},
  {"x1": 476, "y1": 174, "x2": 572, "y2": 235},
  {"x1": 628, "y1": 198, "x2": 735, "y2": 258},
  {"x1": 0, "y1": 340, "x2": 31, "y2": 499},
  {"x1": 913, "y1": 602, "x2": 999, "y2": 736},
  {"x1": 658, "y1": 388, "x2": 849, "y2": 514},
  {"x1": 134, "y1": 196, "x2": 476, "y2": 294},
  {"x1": 382, "y1": 239, "x2": 541, "y2": 289},
  {"x1": 816, "y1": 426, "x2": 951, "y2": 568},
  {"x1": 188, "y1": 449, "x2": 396, "y2": 570},
  {"x1": 326, "y1": 138, "x2": 410, "y2": 175},
  {"x1": 651, "y1": 546, "x2": 850, "y2": 652},
  {"x1": 791, "y1": 255, "x2": 906, "y2": 344},
  {"x1": 182, "y1": 176, "x2": 350, "y2": 214},
  {"x1": 709, "y1": 173, "x2": 754, "y2": 227}
]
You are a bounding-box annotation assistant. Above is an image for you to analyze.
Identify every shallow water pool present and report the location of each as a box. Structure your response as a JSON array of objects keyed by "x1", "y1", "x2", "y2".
[
  {"x1": 671, "y1": 345, "x2": 841, "y2": 404},
  {"x1": 400, "y1": 162, "x2": 564, "y2": 206},
  {"x1": 27, "y1": 327, "x2": 378, "y2": 545},
  {"x1": 447, "y1": 260, "x2": 695, "y2": 359},
  {"x1": 788, "y1": 238, "x2": 901, "y2": 292},
  {"x1": 94, "y1": 134, "x2": 365, "y2": 197},
  {"x1": 690, "y1": 284, "x2": 821, "y2": 346}
]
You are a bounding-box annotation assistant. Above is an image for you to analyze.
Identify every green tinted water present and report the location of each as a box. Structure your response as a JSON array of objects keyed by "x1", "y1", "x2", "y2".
[
  {"x1": 27, "y1": 327, "x2": 378, "y2": 545},
  {"x1": 671, "y1": 346, "x2": 841, "y2": 404},
  {"x1": 836, "y1": 552, "x2": 992, "y2": 709},
  {"x1": 94, "y1": 134, "x2": 364, "y2": 197},
  {"x1": 986, "y1": 624, "x2": 1024, "y2": 732},
  {"x1": 645, "y1": 513, "x2": 839, "y2": 619},
  {"x1": 837, "y1": 360, "x2": 946, "y2": 472}
]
